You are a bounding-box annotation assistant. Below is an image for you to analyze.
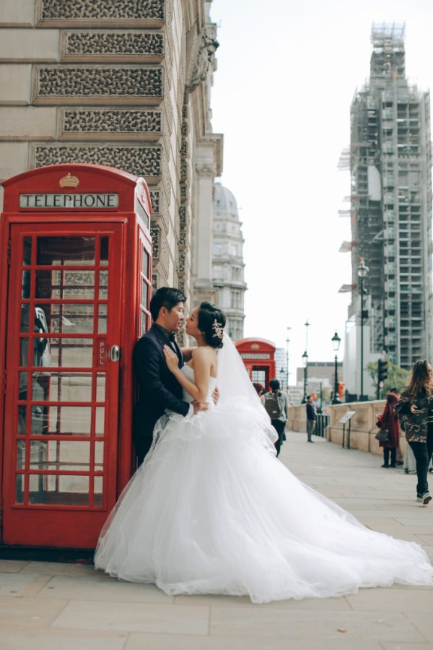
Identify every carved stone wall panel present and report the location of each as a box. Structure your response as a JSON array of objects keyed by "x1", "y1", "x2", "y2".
[
  {"x1": 150, "y1": 222, "x2": 161, "y2": 259},
  {"x1": 34, "y1": 65, "x2": 164, "y2": 105},
  {"x1": 158, "y1": 234, "x2": 170, "y2": 277},
  {"x1": 160, "y1": 156, "x2": 172, "y2": 201},
  {"x1": 62, "y1": 31, "x2": 164, "y2": 63},
  {"x1": 163, "y1": 90, "x2": 173, "y2": 137},
  {"x1": 60, "y1": 109, "x2": 163, "y2": 141},
  {"x1": 37, "y1": 0, "x2": 165, "y2": 28},
  {"x1": 177, "y1": 251, "x2": 186, "y2": 274},
  {"x1": 32, "y1": 144, "x2": 162, "y2": 180},
  {"x1": 150, "y1": 190, "x2": 160, "y2": 214}
]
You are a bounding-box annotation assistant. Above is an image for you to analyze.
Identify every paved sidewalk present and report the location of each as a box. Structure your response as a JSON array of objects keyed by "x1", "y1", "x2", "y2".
[{"x1": 1, "y1": 431, "x2": 433, "y2": 650}]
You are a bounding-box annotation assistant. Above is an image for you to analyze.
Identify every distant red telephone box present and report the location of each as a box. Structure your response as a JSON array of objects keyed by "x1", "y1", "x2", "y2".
[
  {"x1": 235, "y1": 338, "x2": 276, "y2": 391},
  {"x1": 0, "y1": 164, "x2": 152, "y2": 550}
]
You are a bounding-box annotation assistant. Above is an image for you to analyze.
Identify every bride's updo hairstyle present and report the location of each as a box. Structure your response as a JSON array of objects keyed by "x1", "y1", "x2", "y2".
[{"x1": 198, "y1": 302, "x2": 226, "y2": 349}]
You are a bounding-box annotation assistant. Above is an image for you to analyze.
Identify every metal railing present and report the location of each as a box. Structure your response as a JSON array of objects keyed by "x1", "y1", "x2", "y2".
[{"x1": 315, "y1": 414, "x2": 330, "y2": 438}]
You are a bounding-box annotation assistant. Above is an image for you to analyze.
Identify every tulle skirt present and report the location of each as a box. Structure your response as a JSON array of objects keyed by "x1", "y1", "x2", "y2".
[{"x1": 94, "y1": 402, "x2": 433, "y2": 603}]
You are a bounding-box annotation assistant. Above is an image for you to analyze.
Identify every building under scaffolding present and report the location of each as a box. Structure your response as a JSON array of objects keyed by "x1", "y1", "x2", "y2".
[{"x1": 347, "y1": 22, "x2": 432, "y2": 371}]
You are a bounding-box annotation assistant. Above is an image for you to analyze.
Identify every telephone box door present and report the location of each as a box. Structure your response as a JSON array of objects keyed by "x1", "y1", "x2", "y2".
[{"x1": 2, "y1": 223, "x2": 123, "y2": 548}]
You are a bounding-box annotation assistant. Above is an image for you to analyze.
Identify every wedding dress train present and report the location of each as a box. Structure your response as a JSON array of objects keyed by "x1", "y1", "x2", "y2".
[{"x1": 95, "y1": 337, "x2": 433, "y2": 603}]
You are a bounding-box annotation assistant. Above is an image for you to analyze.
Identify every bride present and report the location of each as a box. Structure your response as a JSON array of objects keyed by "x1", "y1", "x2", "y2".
[{"x1": 95, "y1": 302, "x2": 433, "y2": 603}]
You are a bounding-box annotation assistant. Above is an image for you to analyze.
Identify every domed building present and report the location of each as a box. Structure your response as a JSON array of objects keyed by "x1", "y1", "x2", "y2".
[{"x1": 212, "y1": 183, "x2": 247, "y2": 341}]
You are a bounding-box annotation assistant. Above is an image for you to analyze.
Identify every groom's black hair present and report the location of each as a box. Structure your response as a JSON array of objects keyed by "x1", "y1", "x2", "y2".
[{"x1": 150, "y1": 287, "x2": 186, "y2": 321}]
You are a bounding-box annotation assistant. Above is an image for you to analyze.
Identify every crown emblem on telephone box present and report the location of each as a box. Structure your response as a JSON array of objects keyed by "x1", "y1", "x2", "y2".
[{"x1": 59, "y1": 173, "x2": 80, "y2": 188}]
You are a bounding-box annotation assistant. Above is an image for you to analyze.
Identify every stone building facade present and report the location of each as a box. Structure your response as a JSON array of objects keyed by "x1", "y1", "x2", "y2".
[
  {"x1": 212, "y1": 183, "x2": 247, "y2": 341},
  {"x1": 0, "y1": 0, "x2": 223, "y2": 315}
]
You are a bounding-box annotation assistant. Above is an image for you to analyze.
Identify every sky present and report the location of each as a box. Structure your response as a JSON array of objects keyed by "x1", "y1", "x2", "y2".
[{"x1": 209, "y1": 0, "x2": 433, "y2": 383}]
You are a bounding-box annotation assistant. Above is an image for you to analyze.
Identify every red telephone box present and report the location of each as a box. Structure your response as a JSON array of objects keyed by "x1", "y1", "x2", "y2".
[
  {"x1": 235, "y1": 338, "x2": 276, "y2": 391},
  {"x1": 0, "y1": 164, "x2": 152, "y2": 549}
]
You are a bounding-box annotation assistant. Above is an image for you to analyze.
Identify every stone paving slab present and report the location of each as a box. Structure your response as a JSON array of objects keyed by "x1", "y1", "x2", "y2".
[
  {"x1": 51, "y1": 600, "x2": 210, "y2": 635},
  {"x1": 124, "y1": 634, "x2": 384, "y2": 650},
  {"x1": 37, "y1": 575, "x2": 174, "y2": 604},
  {"x1": 0, "y1": 431, "x2": 433, "y2": 650},
  {"x1": 209, "y1": 607, "x2": 425, "y2": 642}
]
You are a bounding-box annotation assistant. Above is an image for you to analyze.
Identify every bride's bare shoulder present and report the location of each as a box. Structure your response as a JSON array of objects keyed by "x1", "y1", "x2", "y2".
[{"x1": 192, "y1": 346, "x2": 216, "y2": 362}]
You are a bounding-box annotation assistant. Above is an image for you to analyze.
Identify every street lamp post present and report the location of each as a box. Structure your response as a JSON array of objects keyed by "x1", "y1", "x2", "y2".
[
  {"x1": 302, "y1": 350, "x2": 308, "y2": 403},
  {"x1": 331, "y1": 330, "x2": 341, "y2": 404},
  {"x1": 280, "y1": 367, "x2": 285, "y2": 390},
  {"x1": 357, "y1": 257, "x2": 369, "y2": 401},
  {"x1": 286, "y1": 326, "x2": 291, "y2": 393}
]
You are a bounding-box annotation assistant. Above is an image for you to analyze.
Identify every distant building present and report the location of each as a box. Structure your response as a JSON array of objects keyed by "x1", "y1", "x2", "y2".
[
  {"x1": 296, "y1": 361, "x2": 343, "y2": 396},
  {"x1": 274, "y1": 347, "x2": 288, "y2": 390},
  {"x1": 343, "y1": 23, "x2": 432, "y2": 377},
  {"x1": 212, "y1": 183, "x2": 247, "y2": 342}
]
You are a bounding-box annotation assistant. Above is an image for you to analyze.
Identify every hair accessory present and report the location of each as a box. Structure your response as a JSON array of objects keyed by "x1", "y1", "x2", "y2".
[{"x1": 212, "y1": 319, "x2": 224, "y2": 340}]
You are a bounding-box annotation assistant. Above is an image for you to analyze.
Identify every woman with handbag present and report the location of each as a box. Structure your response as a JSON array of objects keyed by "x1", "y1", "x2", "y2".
[
  {"x1": 395, "y1": 360, "x2": 433, "y2": 505},
  {"x1": 376, "y1": 388, "x2": 400, "y2": 468}
]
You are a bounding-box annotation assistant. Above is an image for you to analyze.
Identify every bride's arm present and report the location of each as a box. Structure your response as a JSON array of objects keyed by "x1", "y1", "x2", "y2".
[
  {"x1": 180, "y1": 347, "x2": 195, "y2": 363},
  {"x1": 163, "y1": 346, "x2": 211, "y2": 401}
]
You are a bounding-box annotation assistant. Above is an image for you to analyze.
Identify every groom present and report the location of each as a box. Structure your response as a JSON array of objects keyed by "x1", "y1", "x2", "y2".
[{"x1": 133, "y1": 287, "x2": 207, "y2": 465}]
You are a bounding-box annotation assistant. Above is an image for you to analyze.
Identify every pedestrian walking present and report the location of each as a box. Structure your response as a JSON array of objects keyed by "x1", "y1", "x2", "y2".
[
  {"x1": 395, "y1": 360, "x2": 433, "y2": 505},
  {"x1": 264, "y1": 379, "x2": 288, "y2": 456},
  {"x1": 376, "y1": 388, "x2": 400, "y2": 468},
  {"x1": 306, "y1": 395, "x2": 317, "y2": 443}
]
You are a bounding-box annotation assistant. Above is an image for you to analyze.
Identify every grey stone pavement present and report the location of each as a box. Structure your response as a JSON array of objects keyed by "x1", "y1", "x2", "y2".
[{"x1": 1, "y1": 431, "x2": 433, "y2": 650}]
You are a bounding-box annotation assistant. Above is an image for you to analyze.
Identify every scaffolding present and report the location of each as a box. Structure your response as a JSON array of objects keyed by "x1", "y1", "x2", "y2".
[{"x1": 346, "y1": 24, "x2": 432, "y2": 369}]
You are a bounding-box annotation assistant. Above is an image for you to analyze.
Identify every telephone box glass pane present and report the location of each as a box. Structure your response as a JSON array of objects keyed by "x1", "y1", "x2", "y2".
[
  {"x1": 96, "y1": 374, "x2": 106, "y2": 401},
  {"x1": 19, "y1": 338, "x2": 29, "y2": 367},
  {"x1": 21, "y1": 305, "x2": 30, "y2": 332},
  {"x1": 94, "y1": 477, "x2": 103, "y2": 506},
  {"x1": 22, "y1": 271, "x2": 31, "y2": 299},
  {"x1": 18, "y1": 405, "x2": 27, "y2": 434},
  {"x1": 29, "y1": 475, "x2": 90, "y2": 506},
  {"x1": 23, "y1": 237, "x2": 32, "y2": 266},
  {"x1": 34, "y1": 338, "x2": 93, "y2": 368},
  {"x1": 98, "y1": 304, "x2": 107, "y2": 333},
  {"x1": 142, "y1": 248, "x2": 149, "y2": 276},
  {"x1": 51, "y1": 304, "x2": 94, "y2": 334},
  {"x1": 36, "y1": 237, "x2": 96, "y2": 266},
  {"x1": 95, "y1": 407, "x2": 105, "y2": 436},
  {"x1": 16, "y1": 475, "x2": 24, "y2": 504},
  {"x1": 16, "y1": 440, "x2": 26, "y2": 469},
  {"x1": 36, "y1": 271, "x2": 95, "y2": 299},
  {"x1": 29, "y1": 440, "x2": 90, "y2": 472},
  {"x1": 100, "y1": 237, "x2": 109, "y2": 266},
  {"x1": 142, "y1": 280, "x2": 148, "y2": 308},
  {"x1": 31, "y1": 372, "x2": 93, "y2": 402},
  {"x1": 18, "y1": 372, "x2": 29, "y2": 398},
  {"x1": 32, "y1": 405, "x2": 92, "y2": 436},
  {"x1": 95, "y1": 441, "x2": 104, "y2": 468},
  {"x1": 99, "y1": 271, "x2": 108, "y2": 298}
]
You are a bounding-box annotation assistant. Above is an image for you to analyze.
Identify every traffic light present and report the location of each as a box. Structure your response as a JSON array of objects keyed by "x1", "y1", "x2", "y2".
[{"x1": 378, "y1": 359, "x2": 388, "y2": 385}]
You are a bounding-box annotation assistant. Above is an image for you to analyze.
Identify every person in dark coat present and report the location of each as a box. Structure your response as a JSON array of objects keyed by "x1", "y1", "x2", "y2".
[
  {"x1": 377, "y1": 388, "x2": 400, "y2": 468},
  {"x1": 133, "y1": 287, "x2": 207, "y2": 465},
  {"x1": 395, "y1": 359, "x2": 433, "y2": 505},
  {"x1": 306, "y1": 395, "x2": 317, "y2": 443}
]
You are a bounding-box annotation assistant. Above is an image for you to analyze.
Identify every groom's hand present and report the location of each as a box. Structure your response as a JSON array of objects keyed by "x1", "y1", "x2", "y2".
[{"x1": 192, "y1": 400, "x2": 209, "y2": 415}]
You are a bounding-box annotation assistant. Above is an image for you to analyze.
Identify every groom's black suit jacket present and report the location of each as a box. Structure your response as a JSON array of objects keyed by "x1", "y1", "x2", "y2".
[{"x1": 133, "y1": 324, "x2": 190, "y2": 463}]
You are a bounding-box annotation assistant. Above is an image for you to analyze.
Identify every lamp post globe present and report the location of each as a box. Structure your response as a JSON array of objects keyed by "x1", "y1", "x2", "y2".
[{"x1": 331, "y1": 331, "x2": 341, "y2": 405}]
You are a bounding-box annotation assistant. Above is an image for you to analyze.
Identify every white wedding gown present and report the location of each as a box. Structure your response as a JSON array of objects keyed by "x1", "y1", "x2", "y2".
[{"x1": 95, "y1": 337, "x2": 433, "y2": 603}]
